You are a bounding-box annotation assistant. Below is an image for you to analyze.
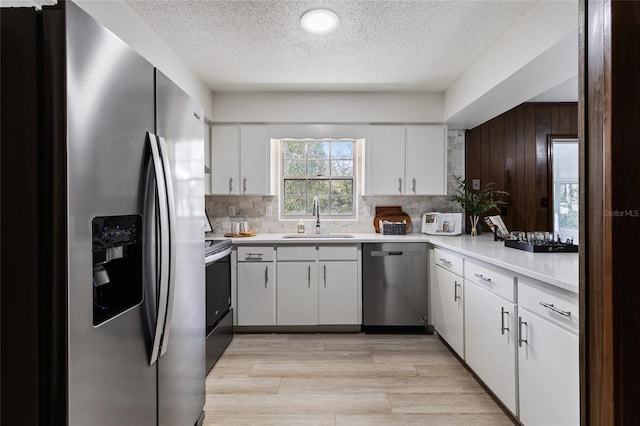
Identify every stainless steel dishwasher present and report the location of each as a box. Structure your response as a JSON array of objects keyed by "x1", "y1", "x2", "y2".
[{"x1": 362, "y1": 243, "x2": 429, "y2": 331}]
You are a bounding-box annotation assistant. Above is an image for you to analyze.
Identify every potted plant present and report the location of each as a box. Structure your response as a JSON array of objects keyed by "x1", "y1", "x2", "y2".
[{"x1": 449, "y1": 176, "x2": 508, "y2": 236}]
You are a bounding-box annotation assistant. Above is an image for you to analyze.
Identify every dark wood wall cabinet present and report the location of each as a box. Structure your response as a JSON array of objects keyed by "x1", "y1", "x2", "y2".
[{"x1": 465, "y1": 103, "x2": 578, "y2": 232}]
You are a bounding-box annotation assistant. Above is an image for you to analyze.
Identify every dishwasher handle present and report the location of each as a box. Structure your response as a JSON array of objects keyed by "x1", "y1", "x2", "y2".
[{"x1": 371, "y1": 250, "x2": 404, "y2": 256}]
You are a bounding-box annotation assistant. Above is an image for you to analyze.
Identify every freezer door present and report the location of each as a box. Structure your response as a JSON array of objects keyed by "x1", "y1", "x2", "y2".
[
  {"x1": 65, "y1": 2, "x2": 156, "y2": 426},
  {"x1": 155, "y1": 69, "x2": 206, "y2": 426}
]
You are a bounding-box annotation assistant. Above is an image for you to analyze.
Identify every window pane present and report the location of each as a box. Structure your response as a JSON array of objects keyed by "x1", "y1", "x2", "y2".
[
  {"x1": 331, "y1": 159, "x2": 353, "y2": 177},
  {"x1": 307, "y1": 141, "x2": 329, "y2": 159},
  {"x1": 307, "y1": 196, "x2": 330, "y2": 213},
  {"x1": 284, "y1": 197, "x2": 307, "y2": 215},
  {"x1": 284, "y1": 179, "x2": 306, "y2": 196},
  {"x1": 308, "y1": 160, "x2": 329, "y2": 177},
  {"x1": 283, "y1": 159, "x2": 306, "y2": 177},
  {"x1": 331, "y1": 196, "x2": 353, "y2": 215},
  {"x1": 331, "y1": 141, "x2": 353, "y2": 159},
  {"x1": 308, "y1": 180, "x2": 330, "y2": 197},
  {"x1": 283, "y1": 141, "x2": 306, "y2": 159},
  {"x1": 330, "y1": 179, "x2": 353, "y2": 195}
]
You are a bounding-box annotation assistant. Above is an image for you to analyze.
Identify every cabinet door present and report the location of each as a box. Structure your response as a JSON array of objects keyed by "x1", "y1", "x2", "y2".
[
  {"x1": 240, "y1": 126, "x2": 269, "y2": 195},
  {"x1": 518, "y1": 310, "x2": 579, "y2": 426},
  {"x1": 211, "y1": 126, "x2": 240, "y2": 194},
  {"x1": 365, "y1": 126, "x2": 406, "y2": 195},
  {"x1": 236, "y1": 262, "x2": 275, "y2": 325},
  {"x1": 431, "y1": 265, "x2": 464, "y2": 357},
  {"x1": 406, "y1": 125, "x2": 447, "y2": 195},
  {"x1": 277, "y1": 262, "x2": 318, "y2": 325},
  {"x1": 318, "y1": 262, "x2": 358, "y2": 325},
  {"x1": 465, "y1": 281, "x2": 517, "y2": 414}
]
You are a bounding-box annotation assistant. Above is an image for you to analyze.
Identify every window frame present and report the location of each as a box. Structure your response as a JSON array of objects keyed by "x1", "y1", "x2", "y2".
[{"x1": 280, "y1": 138, "x2": 357, "y2": 219}]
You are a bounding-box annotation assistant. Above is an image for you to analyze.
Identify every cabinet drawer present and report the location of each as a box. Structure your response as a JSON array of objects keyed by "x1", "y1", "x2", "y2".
[
  {"x1": 433, "y1": 247, "x2": 464, "y2": 277},
  {"x1": 518, "y1": 277, "x2": 578, "y2": 332},
  {"x1": 465, "y1": 261, "x2": 515, "y2": 302},
  {"x1": 277, "y1": 245, "x2": 317, "y2": 261},
  {"x1": 237, "y1": 246, "x2": 274, "y2": 262},
  {"x1": 318, "y1": 245, "x2": 358, "y2": 261}
]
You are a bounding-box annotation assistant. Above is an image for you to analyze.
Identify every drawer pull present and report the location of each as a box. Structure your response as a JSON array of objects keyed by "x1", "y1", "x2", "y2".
[
  {"x1": 501, "y1": 307, "x2": 509, "y2": 335},
  {"x1": 308, "y1": 265, "x2": 311, "y2": 288},
  {"x1": 539, "y1": 302, "x2": 571, "y2": 317},
  {"x1": 439, "y1": 258, "x2": 451, "y2": 265},
  {"x1": 264, "y1": 266, "x2": 269, "y2": 288},
  {"x1": 454, "y1": 281, "x2": 461, "y2": 301},
  {"x1": 474, "y1": 273, "x2": 492, "y2": 282},
  {"x1": 518, "y1": 316, "x2": 528, "y2": 347},
  {"x1": 245, "y1": 253, "x2": 263, "y2": 261}
]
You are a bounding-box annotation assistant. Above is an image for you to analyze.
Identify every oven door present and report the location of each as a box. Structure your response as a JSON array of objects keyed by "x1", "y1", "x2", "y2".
[{"x1": 205, "y1": 251, "x2": 231, "y2": 335}]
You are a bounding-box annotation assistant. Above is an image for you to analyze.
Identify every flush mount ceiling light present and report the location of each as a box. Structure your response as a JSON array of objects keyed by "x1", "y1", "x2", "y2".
[{"x1": 300, "y1": 9, "x2": 340, "y2": 35}]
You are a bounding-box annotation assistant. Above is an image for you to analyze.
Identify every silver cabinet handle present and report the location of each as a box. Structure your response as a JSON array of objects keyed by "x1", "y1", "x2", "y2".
[
  {"x1": 245, "y1": 253, "x2": 263, "y2": 261},
  {"x1": 398, "y1": 177, "x2": 402, "y2": 193},
  {"x1": 308, "y1": 265, "x2": 311, "y2": 288},
  {"x1": 501, "y1": 307, "x2": 509, "y2": 335},
  {"x1": 539, "y1": 302, "x2": 571, "y2": 317},
  {"x1": 518, "y1": 316, "x2": 528, "y2": 347},
  {"x1": 323, "y1": 264, "x2": 327, "y2": 288},
  {"x1": 412, "y1": 177, "x2": 416, "y2": 194},
  {"x1": 229, "y1": 177, "x2": 234, "y2": 194},
  {"x1": 439, "y1": 258, "x2": 451, "y2": 265},
  {"x1": 243, "y1": 177, "x2": 247, "y2": 194},
  {"x1": 454, "y1": 281, "x2": 461, "y2": 301},
  {"x1": 264, "y1": 266, "x2": 269, "y2": 288},
  {"x1": 474, "y1": 273, "x2": 492, "y2": 282}
]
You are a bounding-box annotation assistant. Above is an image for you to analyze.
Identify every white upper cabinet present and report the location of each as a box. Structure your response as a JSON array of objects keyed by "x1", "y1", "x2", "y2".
[
  {"x1": 365, "y1": 126, "x2": 406, "y2": 195},
  {"x1": 365, "y1": 125, "x2": 447, "y2": 195},
  {"x1": 406, "y1": 125, "x2": 447, "y2": 195},
  {"x1": 210, "y1": 125, "x2": 270, "y2": 195}
]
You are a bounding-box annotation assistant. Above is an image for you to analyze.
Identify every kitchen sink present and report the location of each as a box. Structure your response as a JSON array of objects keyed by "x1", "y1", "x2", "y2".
[{"x1": 281, "y1": 233, "x2": 355, "y2": 239}]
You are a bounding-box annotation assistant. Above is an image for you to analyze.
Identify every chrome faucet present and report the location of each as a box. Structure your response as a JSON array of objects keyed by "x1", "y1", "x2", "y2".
[{"x1": 312, "y1": 196, "x2": 321, "y2": 234}]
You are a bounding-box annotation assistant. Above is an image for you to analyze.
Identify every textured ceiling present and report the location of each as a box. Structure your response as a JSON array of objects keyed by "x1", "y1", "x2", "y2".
[{"x1": 126, "y1": 0, "x2": 538, "y2": 92}]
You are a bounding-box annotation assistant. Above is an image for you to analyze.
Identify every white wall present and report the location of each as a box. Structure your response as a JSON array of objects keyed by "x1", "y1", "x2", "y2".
[
  {"x1": 210, "y1": 92, "x2": 444, "y2": 124},
  {"x1": 444, "y1": 0, "x2": 578, "y2": 128},
  {"x1": 74, "y1": 0, "x2": 215, "y2": 118}
]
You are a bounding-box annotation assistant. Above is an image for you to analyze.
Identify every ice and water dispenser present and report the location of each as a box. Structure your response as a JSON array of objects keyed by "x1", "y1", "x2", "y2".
[{"x1": 92, "y1": 215, "x2": 142, "y2": 326}]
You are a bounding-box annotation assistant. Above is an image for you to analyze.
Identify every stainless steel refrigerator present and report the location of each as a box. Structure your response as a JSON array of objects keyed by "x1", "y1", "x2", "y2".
[{"x1": 1, "y1": 2, "x2": 206, "y2": 425}]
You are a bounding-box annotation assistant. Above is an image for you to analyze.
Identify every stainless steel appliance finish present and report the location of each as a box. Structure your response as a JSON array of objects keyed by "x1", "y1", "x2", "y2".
[
  {"x1": 1, "y1": 2, "x2": 205, "y2": 425},
  {"x1": 205, "y1": 241, "x2": 233, "y2": 374},
  {"x1": 362, "y1": 243, "x2": 429, "y2": 330}
]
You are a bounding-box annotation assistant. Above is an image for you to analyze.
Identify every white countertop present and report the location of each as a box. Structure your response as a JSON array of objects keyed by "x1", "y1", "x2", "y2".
[{"x1": 206, "y1": 232, "x2": 578, "y2": 294}]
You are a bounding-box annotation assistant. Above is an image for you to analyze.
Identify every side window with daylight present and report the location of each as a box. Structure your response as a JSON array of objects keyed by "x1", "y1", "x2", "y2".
[{"x1": 282, "y1": 139, "x2": 355, "y2": 217}]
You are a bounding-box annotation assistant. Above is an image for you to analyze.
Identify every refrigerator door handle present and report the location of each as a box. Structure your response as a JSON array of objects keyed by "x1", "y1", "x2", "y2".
[
  {"x1": 146, "y1": 132, "x2": 171, "y2": 365},
  {"x1": 156, "y1": 135, "x2": 177, "y2": 358}
]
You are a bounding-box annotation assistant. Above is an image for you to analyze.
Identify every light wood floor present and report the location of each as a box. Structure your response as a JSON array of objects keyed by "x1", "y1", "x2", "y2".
[{"x1": 204, "y1": 333, "x2": 515, "y2": 426}]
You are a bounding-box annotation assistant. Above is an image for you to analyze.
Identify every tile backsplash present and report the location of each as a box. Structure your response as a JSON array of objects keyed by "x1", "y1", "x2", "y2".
[{"x1": 206, "y1": 130, "x2": 465, "y2": 234}]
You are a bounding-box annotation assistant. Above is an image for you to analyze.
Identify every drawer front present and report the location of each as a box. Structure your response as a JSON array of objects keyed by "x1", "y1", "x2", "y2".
[
  {"x1": 237, "y1": 246, "x2": 274, "y2": 262},
  {"x1": 318, "y1": 245, "x2": 358, "y2": 261},
  {"x1": 277, "y1": 245, "x2": 317, "y2": 261},
  {"x1": 519, "y1": 277, "x2": 578, "y2": 332},
  {"x1": 465, "y1": 261, "x2": 515, "y2": 302},
  {"x1": 433, "y1": 247, "x2": 464, "y2": 277}
]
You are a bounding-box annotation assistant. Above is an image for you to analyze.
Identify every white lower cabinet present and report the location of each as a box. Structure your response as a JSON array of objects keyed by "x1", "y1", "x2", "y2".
[
  {"x1": 464, "y1": 280, "x2": 517, "y2": 414},
  {"x1": 518, "y1": 278, "x2": 579, "y2": 426},
  {"x1": 431, "y1": 264, "x2": 464, "y2": 357},
  {"x1": 274, "y1": 244, "x2": 359, "y2": 326},
  {"x1": 318, "y1": 261, "x2": 359, "y2": 324},
  {"x1": 429, "y1": 244, "x2": 579, "y2": 426},
  {"x1": 237, "y1": 262, "x2": 275, "y2": 325},
  {"x1": 277, "y1": 261, "x2": 318, "y2": 325}
]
